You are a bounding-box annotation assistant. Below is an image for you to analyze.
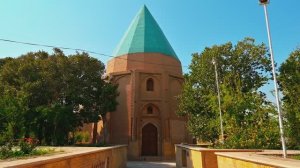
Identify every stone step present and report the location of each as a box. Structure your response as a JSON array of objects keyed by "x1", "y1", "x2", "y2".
[{"x1": 140, "y1": 156, "x2": 162, "y2": 161}]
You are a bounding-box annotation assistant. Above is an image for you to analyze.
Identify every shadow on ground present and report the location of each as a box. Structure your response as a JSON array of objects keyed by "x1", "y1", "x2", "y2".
[{"x1": 127, "y1": 161, "x2": 176, "y2": 168}]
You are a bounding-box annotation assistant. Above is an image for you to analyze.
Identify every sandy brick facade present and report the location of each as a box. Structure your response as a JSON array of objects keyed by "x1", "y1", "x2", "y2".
[{"x1": 106, "y1": 53, "x2": 192, "y2": 160}]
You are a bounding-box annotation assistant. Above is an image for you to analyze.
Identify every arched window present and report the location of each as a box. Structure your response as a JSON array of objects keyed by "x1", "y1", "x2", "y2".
[
  {"x1": 146, "y1": 78, "x2": 154, "y2": 91},
  {"x1": 147, "y1": 106, "x2": 153, "y2": 114}
]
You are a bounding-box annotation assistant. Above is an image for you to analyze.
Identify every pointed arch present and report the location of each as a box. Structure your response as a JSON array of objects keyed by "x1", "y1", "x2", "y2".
[
  {"x1": 141, "y1": 103, "x2": 160, "y2": 116},
  {"x1": 142, "y1": 123, "x2": 158, "y2": 156},
  {"x1": 147, "y1": 106, "x2": 153, "y2": 114},
  {"x1": 146, "y1": 78, "x2": 154, "y2": 91}
]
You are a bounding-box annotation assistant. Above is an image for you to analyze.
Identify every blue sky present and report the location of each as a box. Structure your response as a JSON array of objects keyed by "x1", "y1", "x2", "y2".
[{"x1": 1, "y1": 0, "x2": 300, "y2": 99}]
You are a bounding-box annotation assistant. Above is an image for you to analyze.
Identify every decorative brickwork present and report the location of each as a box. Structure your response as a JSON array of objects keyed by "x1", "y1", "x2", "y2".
[
  {"x1": 105, "y1": 6, "x2": 192, "y2": 160},
  {"x1": 84, "y1": 5, "x2": 192, "y2": 160}
]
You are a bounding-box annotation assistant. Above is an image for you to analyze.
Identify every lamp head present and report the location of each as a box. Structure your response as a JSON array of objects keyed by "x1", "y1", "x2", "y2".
[{"x1": 259, "y1": 0, "x2": 269, "y2": 5}]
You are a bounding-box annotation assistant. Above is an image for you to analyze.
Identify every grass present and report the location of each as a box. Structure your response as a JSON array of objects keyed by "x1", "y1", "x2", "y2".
[
  {"x1": 290, "y1": 155, "x2": 300, "y2": 160},
  {"x1": 0, "y1": 147, "x2": 63, "y2": 160},
  {"x1": 74, "y1": 142, "x2": 108, "y2": 147}
]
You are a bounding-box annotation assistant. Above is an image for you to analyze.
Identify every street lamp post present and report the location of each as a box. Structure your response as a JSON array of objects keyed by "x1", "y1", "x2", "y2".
[
  {"x1": 212, "y1": 58, "x2": 224, "y2": 144},
  {"x1": 259, "y1": 0, "x2": 287, "y2": 158}
]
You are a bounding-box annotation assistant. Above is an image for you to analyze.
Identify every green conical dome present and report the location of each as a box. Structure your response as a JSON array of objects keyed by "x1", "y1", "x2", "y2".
[{"x1": 113, "y1": 5, "x2": 179, "y2": 61}]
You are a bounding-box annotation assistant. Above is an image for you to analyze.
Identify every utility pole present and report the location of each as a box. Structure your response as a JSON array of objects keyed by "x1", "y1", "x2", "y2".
[
  {"x1": 212, "y1": 58, "x2": 224, "y2": 144},
  {"x1": 259, "y1": 0, "x2": 287, "y2": 158}
]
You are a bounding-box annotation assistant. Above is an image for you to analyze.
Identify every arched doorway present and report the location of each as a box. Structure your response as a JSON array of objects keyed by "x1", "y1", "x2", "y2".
[{"x1": 142, "y1": 123, "x2": 158, "y2": 156}]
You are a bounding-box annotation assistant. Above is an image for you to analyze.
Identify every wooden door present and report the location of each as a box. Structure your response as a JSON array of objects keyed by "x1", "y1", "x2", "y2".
[{"x1": 142, "y1": 123, "x2": 158, "y2": 156}]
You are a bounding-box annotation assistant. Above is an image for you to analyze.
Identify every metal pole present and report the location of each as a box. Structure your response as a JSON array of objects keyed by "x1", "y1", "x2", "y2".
[
  {"x1": 212, "y1": 58, "x2": 224, "y2": 143},
  {"x1": 262, "y1": 3, "x2": 287, "y2": 158}
]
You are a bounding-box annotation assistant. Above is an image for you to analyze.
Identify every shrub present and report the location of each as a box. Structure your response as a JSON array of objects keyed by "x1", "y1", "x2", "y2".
[
  {"x1": 19, "y1": 138, "x2": 38, "y2": 154},
  {"x1": 83, "y1": 132, "x2": 90, "y2": 143},
  {"x1": 74, "y1": 131, "x2": 90, "y2": 143},
  {"x1": 0, "y1": 142, "x2": 14, "y2": 159},
  {"x1": 74, "y1": 132, "x2": 83, "y2": 143}
]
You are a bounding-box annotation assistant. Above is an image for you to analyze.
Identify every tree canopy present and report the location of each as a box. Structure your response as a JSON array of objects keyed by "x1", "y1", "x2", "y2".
[
  {"x1": 178, "y1": 38, "x2": 281, "y2": 148},
  {"x1": 0, "y1": 49, "x2": 118, "y2": 145},
  {"x1": 279, "y1": 48, "x2": 300, "y2": 149}
]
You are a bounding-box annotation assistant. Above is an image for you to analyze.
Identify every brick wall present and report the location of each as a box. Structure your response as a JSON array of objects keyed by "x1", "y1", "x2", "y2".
[{"x1": 1, "y1": 146, "x2": 127, "y2": 168}]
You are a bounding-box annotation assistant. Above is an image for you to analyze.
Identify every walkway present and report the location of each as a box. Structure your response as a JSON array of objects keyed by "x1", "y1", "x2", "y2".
[{"x1": 127, "y1": 161, "x2": 176, "y2": 168}]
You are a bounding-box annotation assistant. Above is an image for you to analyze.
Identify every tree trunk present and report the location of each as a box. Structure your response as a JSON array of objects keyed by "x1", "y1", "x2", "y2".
[
  {"x1": 102, "y1": 117, "x2": 106, "y2": 144},
  {"x1": 92, "y1": 122, "x2": 98, "y2": 144}
]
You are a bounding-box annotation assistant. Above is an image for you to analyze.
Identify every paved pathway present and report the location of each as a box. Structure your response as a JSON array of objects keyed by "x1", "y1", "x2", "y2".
[{"x1": 127, "y1": 161, "x2": 176, "y2": 168}]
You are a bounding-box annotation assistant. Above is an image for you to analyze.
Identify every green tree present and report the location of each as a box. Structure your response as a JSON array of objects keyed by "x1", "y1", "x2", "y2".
[
  {"x1": 279, "y1": 48, "x2": 300, "y2": 149},
  {"x1": 178, "y1": 38, "x2": 280, "y2": 148},
  {"x1": 0, "y1": 49, "x2": 118, "y2": 145},
  {"x1": 0, "y1": 88, "x2": 28, "y2": 144},
  {"x1": 90, "y1": 81, "x2": 119, "y2": 144},
  {"x1": 0, "y1": 57, "x2": 13, "y2": 69},
  {"x1": 67, "y1": 53, "x2": 118, "y2": 144}
]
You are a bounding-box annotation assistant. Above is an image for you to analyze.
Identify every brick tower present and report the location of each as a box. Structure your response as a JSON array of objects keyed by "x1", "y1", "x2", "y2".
[{"x1": 106, "y1": 5, "x2": 191, "y2": 160}]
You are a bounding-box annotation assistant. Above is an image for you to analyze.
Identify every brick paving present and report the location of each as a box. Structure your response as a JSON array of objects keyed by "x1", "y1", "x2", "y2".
[{"x1": 127, "y1": 161, "x2": 176, "y2": 168}]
